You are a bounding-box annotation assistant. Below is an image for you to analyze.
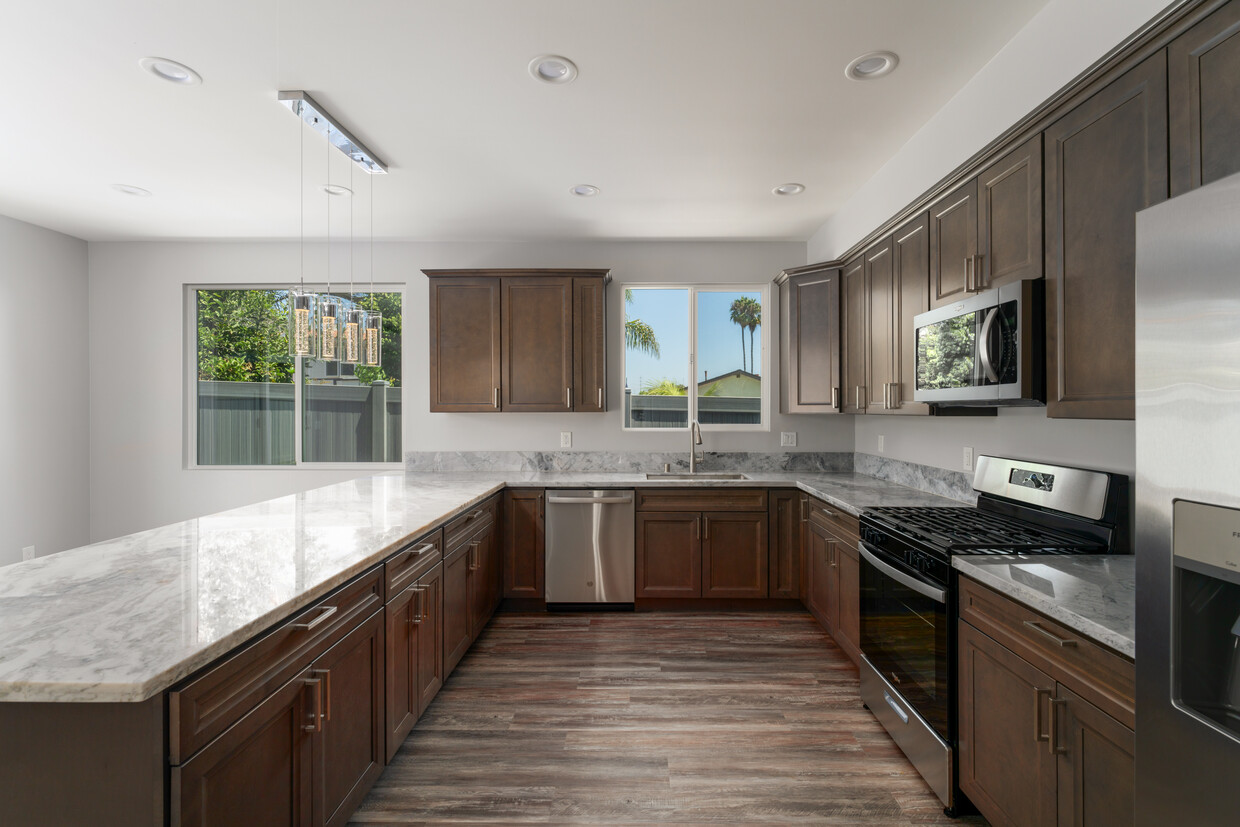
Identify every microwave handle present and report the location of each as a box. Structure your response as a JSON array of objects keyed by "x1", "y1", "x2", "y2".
[{"x1": 978, "y1": 307, "x2": 1000, "y2": 384}]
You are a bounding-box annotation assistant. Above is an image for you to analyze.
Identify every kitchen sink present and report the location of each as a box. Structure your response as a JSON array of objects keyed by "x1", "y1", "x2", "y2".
[{"x1": 644, "y1": 472, "x2": 749, "y2": 480}]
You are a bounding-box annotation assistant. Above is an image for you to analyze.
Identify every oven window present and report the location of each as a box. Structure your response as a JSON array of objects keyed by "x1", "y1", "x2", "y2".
[
  {"x1": 860, "y1": 553, "x2": 950, "y2": 740},
  {"x1": 916, "y1": 311, "x2": 978, "y2": 390}
]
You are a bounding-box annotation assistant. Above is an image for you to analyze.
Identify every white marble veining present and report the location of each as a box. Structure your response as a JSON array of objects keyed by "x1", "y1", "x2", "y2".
[
  {"x1": 0, "y1": 470, "x2": 961, "y2": 703},
  {"x1": 953, "y1": 555, "x2": 1136, "y2": 659}
]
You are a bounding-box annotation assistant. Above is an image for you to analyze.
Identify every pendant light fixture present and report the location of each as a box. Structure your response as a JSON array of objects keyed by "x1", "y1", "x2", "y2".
[
  {"x1": 342, "y1": 162, "x2": 364, "y2": 365},
  {"x1": 318, "y1": 124, "x2": 341, "y2": 362},
  {"x1": 361, "y1": 170, "x2": 383, "y2": 368},
  {"x1": 289, "y1": 112, "x2": 317, "y2": 357}
]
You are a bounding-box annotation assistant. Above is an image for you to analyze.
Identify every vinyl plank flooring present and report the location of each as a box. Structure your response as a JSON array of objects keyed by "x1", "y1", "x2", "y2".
[{"x1": 350, "y1": 611, "x2": 986, "y2": 826}]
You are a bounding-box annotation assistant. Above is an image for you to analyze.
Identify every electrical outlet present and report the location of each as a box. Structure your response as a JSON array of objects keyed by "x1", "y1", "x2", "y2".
[
  {"x1": 21, "y1": 545, "x2": 35, "y2": 561},
  {"x1": 963, "y1": 446, "x2": 974, "y2": 472},
  {"x1": 780, "y1": 432, "x2": 797, "y2": 447},
  {"x1": 560, "y1": 431, "x2": 572, "y2": 448},
  {"x1": 877, "y1": 434, "x2": 885, "y2": 453}
]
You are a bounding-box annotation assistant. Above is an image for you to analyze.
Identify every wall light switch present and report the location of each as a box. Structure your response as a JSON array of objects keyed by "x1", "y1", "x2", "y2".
[
  {"x1": 560, "y1": 431, "x2": 572, "y2": 448},
  {"x1": 963, "y1": 446, "x2": 974, "y2": 472},
  {"x1": 877, "y1": 435, "x2": 885, "y2": 453},
  {"x1": 780, "y1": 432, "x2": 796, "y2": 447},
  {"x1": 21, "y1": 545, "x2": 35, "y2": 561}
]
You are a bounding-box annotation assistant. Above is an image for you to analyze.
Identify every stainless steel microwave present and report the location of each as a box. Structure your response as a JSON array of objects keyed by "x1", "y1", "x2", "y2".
[{"x1": 912, "y1": 279, "x2": 1044, "y2": 406}]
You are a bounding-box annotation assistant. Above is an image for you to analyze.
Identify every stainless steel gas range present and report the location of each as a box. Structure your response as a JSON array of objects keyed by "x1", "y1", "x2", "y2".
[{"x1": 856, "y1": 455, "x2": 1128, "y2": 816}]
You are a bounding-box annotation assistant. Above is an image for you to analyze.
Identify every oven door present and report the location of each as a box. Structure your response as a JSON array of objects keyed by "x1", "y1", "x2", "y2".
[{"x1": 859, "y1": 541, "x2": 950, "y2": 742}]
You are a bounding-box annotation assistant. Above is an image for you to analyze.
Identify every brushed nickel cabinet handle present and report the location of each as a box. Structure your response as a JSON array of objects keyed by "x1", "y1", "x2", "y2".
[
  {"x1": 1034, "y1": 687, "x2": 1053, "y2": 743},
  {"x1": 800, "y1": 498, "x2": 808, "y2": 522},
  {"x1": 831, "y1": 386, "x2": 840, "y2": 410},
  {"x1": 409, "y1": 542, "x2": 435, "y2": 557},
  {"x1": 965, "y1": 256, "x2": 974, "y2": 292},
  {"x1": 703, "y1": 517, "x2": 709, "y2": 541},
  {"x1": 566, "y1": 387, "x2": 572, "y2": 408},
  {"x1": 695, "y1": 517, "x2": 701, "y2": 540},
  {"x1": 890, "y1": 382, "x2": 900, "y2": 409},
  {"x1": 598, "y1": 387, "x2": 603, "y2": 408},
  {"x1": 493, "y1": 387, "x2": 500, "y2": 408},
  {"x1": 313, "y1": 668, "x2": 331, "y2": 722},
  {"x1": 303, "y1": 677, "x2": 323, "y2": 732},
  {"x1": 976, "y1": 254, "x2": 985, "y2": 290},
  {"x1": 292, "y1": 605, "x2": 337, "y2": 631},
  {"x1": 1049, "y1": 697, "x2": 1069, "y2": 755},
  {"x1": 407, "y1": 586, "x2": 424, "y2": 624},
  {"x1": 883, "y1": 382, "x2": 890, "y2": 409},
  {"x1": 468, "y1": 540, "x2": 481, "y2": 570},
  {"x1": 1023, "y1": 620, "x2": 1078, "y2": 647}
]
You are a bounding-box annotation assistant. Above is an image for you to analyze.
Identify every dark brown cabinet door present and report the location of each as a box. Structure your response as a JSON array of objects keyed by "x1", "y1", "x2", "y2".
[
  {"x1": 636, "y1": 512, "x2": 702, "y2": 598},
  {"x1": 864, "y1": 237, "x2": 895, "y2": 413},
  {"x1": 958, "y1": 621, "x2": 1058, "y2": 827},
  {"x1": 979, "y1": 134, "x2": 1043, "y2": 290},
  {"x1": 805, "y1": 519, "x2": 834, "y2": 634},
  {"x1": 501, "y1": 277, "x2": 573, "y2": 412},
  {"x1": 174, "y1": 670, "x2": 314, "y2": 827},
  {"x1": 889, "y1": 213, "x2": 931, "y2": 415},
  {"x1": 835, "y1": 543, "x2": 860, "y2": 666},
  {"x1": 1170, "y1": 0, "x2": 1240, "y2": 196},
  {"x1": 428, "y1": 278, "x2": 501, "y2": 412},
  {"x1": 415, "y1": 563, "x2": 444, "y2": 718},
  {"x1": 383, "y1": 586, "x2": 419, "y2": 762},
  {"x1": 768, "y1": 491, "x2": 802, "y2": 599},
  {"x1": 785, "y1": 267, "x2": 842, "y2": 413},
  {"x1": 841, "y1": 256, "x2": 867, "y2": 414},
  {"x1": 503, "y1": 489, "x2": 545, "y2": 599},
  {"x1": 467, "y1": 531, "x2": 494, "y2": 639},
  {"x1": 1055, "y1": 684, "x2": 1135, "y2": 827},
  {"x1": 573, "y1": 278, "x2": 607, "y2": 412},
  {"x1": 1044, "y1": 51, "x2": 1168, "y2": 420},
  {"x1": 929, "y1": 178, "x2": 979, "y2": 309},
  {"x1": 701, "y1": 511, "x2": 769, "y2": 598},
  {"x1": 312, "y1": 610, "x2": 385, "y2": 827},
  {"x1": 442, "y1": 545, "x2": 471, "y2": 676}
]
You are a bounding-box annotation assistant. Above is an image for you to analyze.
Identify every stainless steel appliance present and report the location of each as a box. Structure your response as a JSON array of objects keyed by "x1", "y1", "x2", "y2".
[
  {"x1": 912, "y1": 279, "x2": 1044, "y2": 406},
  {"x1": 858, "y1": 455, "x2": 1127, "y2": 814},
  {"x1": 1134, "y1": 170, "x2": 1240, "y2": 824},
  {"x1": 545, "y1": 489, "x2": 635, "y2": 607}
]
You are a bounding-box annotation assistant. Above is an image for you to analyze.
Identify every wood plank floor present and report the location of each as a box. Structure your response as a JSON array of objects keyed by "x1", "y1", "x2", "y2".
[{"x1": 350, "y1": 611, "x2": 986, "y2": 826}]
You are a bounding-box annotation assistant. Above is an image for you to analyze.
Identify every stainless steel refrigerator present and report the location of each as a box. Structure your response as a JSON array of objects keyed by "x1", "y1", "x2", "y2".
[{"x1": 1135, "y1": 170, "x2": 1240, "y2": 824}]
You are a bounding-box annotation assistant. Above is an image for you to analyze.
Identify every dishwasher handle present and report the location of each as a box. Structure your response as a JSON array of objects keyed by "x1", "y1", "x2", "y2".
[{"x1": 546, "y1": 495, "x2": 634, "y2": 505}]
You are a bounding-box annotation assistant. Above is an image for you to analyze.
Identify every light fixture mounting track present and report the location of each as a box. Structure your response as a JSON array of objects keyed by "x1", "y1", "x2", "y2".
[{"x1": 278, "y1": 90, "x2": 387, "y2": 174}]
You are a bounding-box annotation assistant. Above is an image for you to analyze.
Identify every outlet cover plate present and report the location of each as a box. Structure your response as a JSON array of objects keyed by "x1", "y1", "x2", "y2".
[
  {"x1": 963, "y1": 446, "x2": 974, "y2": 471},
  {"x1": 780, "y1": 432, "x2": 796, "y2": 447},
  {"x1": 560, "y1": 431, "x2": 572, "y2": 448}
]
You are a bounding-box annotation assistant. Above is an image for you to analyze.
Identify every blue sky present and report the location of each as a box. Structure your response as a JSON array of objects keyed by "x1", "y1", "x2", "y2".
[{"x1": 624, "y1": 288, "x2": 762, "y2": 392}]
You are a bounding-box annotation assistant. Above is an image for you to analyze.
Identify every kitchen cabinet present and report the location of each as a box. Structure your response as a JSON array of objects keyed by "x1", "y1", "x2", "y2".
[
  {"x1": 768, "y1": 490, "x2": 802, "y2": 599},
  {"x1": 779, "y1": 264, "x2": 842, "y2": 413},
  {"x1": 384, "y1": 531, "x2": 444, "y2": 761},
  {"x1": 443, "y1": 495, "x2": 501, "y2": 675},
  {"x1": 636, "y1": 512, "x2": 701, "y2": 598},
  {"x1": 1043, "y1": 52, "x2": 1168, "y2": 420},
  {"x1": 701, "y1": 512, "x2": 769, "y2": 598},
  {"x1": 1170, "y1": 0, "x2": 1240, "y2": 196},
  {"x1": 426, "y1": 269, "x2": 609, "y2": 413},
  {"x1": 802, "y1": 498, "x2": 861, "y2": 666},
  {"x1": 503, "y1": 488, "x2": 545, "y2": 600},
  {"x1": 930, "y1": 135, "x2": 1043, "y2": 310},
  {"x1": 841, "y1": 255, "x2": 867, "y2": 414},
  {"x1": 863, "y1": 237, "x2": 895, "y2": 414},
  {"x1": 957, "y1": 577, "x2": 1135, "y2": 827},
  {"x1": 865, "y1": 215, "x2": 931, "y2": 417}
]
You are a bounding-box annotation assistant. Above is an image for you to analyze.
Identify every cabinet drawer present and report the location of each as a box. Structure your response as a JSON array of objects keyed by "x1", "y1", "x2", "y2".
[
  {"x1": 444, "y1": 495, "x2": 499, "y2": 547},
  {"x1": 636, "y1": 488, "x2": 768, "y2": 512},
  {"x1": 806, "y1": 498, "x2": 859, "y2": 543},
  {"x1": 385, "y1": 529, "x2": 443, "y2": 599},
  {"x1": 958, "y1": 575, "x2": 1135, "y2": 729},
  {"x1": 169, "y1": 567, "x2": 384, "y2": 764}
]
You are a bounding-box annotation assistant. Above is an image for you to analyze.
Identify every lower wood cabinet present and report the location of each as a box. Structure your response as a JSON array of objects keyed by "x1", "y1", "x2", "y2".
[
  {"x1": 503, "y1": 488, "x2": 545, "y2": 599},
  {"x1": 384, "y1": 561, "x2": 444, "y2": 762},
  {"x1": 768, "y1": 490, "x2": 802, "y2": 599},
  {"x1": 636, "y1": 512, "x2": 702, "y2": 598},
  {"x1": 701, "y1": 512, "x2": 769, "y2": 598},
  {"x1": 957, "y1": 578, "x2": 1135, "y2": 827},
  {"x1": 802, "y1": 498, "x2": 861, "y2": 666},
  {"x1": 443, "y1": 497, "x2": 502, "y2": 675}
]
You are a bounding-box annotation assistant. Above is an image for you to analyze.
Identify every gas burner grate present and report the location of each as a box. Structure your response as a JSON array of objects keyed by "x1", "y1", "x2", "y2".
[{"x1": 863, "y1": 506, "x2": 1104, "y2": 554}]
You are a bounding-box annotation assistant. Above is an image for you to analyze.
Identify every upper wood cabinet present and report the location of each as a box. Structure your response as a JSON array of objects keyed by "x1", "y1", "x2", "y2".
[
  {"x1": 863, "y1": 237, "x2": 895, "y2": 414},
  {"x1": 840, "y1": 256, "x2": 867, "y2": 414},
  {"x1": 1043, "y1": 52, "x2": 1168, "y2": 420},
  {"x1": 426, "y1": 269, "x2": 608, "y2": 413},
  {"x1": 929, "y1": 178, "x2": 978, "y2": 309},
  {"x1": 779, "y1": 264, "x2": 842, "y2": 413},
  {"x1": 889, "y1": 214, "x2": 931, "y2": 415},
  {"x1": 1170, "y1": 0, "x2": 1240, "y2": 196}
]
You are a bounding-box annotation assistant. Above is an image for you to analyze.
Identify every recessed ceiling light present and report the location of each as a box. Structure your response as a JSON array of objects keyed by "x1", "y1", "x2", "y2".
[
  {"x1": 529, "y1": 55, "x2": 578, "y2": 84},
  {"x1": 138, "y1": 56, "x2": 202, "y2": 86},
  {"x1": 845, "y1": 51, "x2": 899, "y2": 81},
  {"x1": 111, "y1": 184, "x2": 152, "y2": 197},
  {"x1": 570, "y1": 184, "x2": 600, "y2": 197},
  {"x1": 773, "y1": 183, "x2": 805, "y2": 196},
  {"x1": 322, "y1": 184, "x2": 353, "y2": 197}
]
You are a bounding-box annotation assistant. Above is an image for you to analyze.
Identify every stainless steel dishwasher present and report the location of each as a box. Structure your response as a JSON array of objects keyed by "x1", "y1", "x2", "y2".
[{"x1": 544, "y1": 489, "x2": 635, "y2": 608}]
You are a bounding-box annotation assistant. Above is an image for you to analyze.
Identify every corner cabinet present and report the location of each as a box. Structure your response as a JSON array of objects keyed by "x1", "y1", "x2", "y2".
[
  {"x1": 778, "y1": 264, "x2": 842, "y2": 413},
  {"x1": 426, "y1": 269, "x2": 608, "y2": 413}
]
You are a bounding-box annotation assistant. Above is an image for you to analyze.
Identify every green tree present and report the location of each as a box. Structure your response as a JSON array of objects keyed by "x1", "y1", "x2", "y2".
[
  {"x1": 197, "y1": 290, "x2": 293, "y2": 383},
  {"x1": 916, "y1": 315, "x2": 974, "y2": 389},
  {"x1": 625, "y1": 289, "x2": 660, "y2": 358},
  {"x1": 640, "y1": 377, "x2": 687, "y2": 395},
  {"x1": 729, "y1": 298, "x2": 749, "y2": 371},
  {"x1": 729, "y1": 296, "x2": 762, "y2": 374}
]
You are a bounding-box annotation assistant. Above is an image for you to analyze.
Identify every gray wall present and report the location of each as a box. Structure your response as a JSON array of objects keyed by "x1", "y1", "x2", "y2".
[{"x1": 0, "y1": 215, "x2": 89, "y2": 565}]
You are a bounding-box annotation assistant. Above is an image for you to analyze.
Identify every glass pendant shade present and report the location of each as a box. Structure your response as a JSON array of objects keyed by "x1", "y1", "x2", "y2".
[
  {"x1": 318, "y1": 296, "x2": 342, "y2": 361},
  {"x1": 362, "y1": 312, "x2": 383, "y2": 367},
  {"x1": 288, "y1": 288, "x2": 317, "y2": 357},
  {"x1": 342, "y1": 308, "x2": 365, "y2": 364}
]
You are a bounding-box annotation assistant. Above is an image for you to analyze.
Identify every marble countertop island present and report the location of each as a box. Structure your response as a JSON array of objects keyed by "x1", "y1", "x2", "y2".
[
  {"x1": 953, "y1": 554, "x2": 1136, "y2": 658},
  {"x1": 0, "y1": 470, "x2": 962, "y2": 703}
]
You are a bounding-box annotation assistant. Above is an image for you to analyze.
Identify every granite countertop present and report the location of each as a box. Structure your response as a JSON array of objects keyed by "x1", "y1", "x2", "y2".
[
  {"x1": 0, "y1": 470, "x2": 963, "y2": 703},
  {"x1": 953, "y1": 555, "x2": 1136, "y2": 659}
]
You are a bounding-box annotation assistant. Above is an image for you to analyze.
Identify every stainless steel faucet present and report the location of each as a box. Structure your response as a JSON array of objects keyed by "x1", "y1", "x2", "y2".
[{"x1": 689, "y1": 420, "x2": 703, "y2": 473}]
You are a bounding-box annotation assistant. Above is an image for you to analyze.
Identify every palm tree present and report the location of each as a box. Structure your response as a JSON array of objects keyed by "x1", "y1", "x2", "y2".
[
  {"x1": 640, "y1": 377, "x2": 687, "y2": 396},
  {"x1": 625, "y1": 289, "x2": 660, "y2": 358},
  {"x1": 729, "y1": 298, "x2": 750, "y2": 372},
  {"x1": 736, "y1": 296, "x2": 762, "y2": 376}
]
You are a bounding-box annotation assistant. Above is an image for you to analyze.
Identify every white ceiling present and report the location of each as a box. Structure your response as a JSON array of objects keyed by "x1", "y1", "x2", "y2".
[{"x1": 0, "y1": 0, "x2": 1048, "y2": 243}]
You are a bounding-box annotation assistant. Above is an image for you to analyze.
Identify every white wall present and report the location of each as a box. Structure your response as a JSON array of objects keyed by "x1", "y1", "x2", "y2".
[
  {"x1": 88, "y1": 238, "x2": 849, "y2": 540},
  {"x1": 1, "y1": 215, "x2": 89, "y2": 564}
]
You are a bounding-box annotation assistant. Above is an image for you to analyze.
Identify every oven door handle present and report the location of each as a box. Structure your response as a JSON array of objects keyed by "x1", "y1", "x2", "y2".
[{"x1": 858, "y1": 542, "x2": 947, "y2": 604}]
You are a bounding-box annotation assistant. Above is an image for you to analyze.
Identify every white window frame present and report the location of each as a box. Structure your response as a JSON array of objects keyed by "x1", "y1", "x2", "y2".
[
  {"x1": 184, "y1": 283, "x2": 405, "y2": 470},
  {"x1": 621, "y1": 283, "x2": 771, "y2": 432}
]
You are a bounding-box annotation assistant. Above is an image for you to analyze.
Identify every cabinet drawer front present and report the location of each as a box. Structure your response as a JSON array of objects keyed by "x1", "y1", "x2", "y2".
[
  {"x1": 806, "y1": 498, "x2": 859, "y2": 543},
  {"x1": 169, "y1": 568, "x2": 383, "y2": 764},
  {"x1": 444, "y1": 496, "x2": 499, "y2": 548},
  {"x1": 636, "y1": 488, "x2": 767, "y2": 512},
  {"x1": 958, "y1": 576, "x2": 1134, "y2": 729},
  {"x1": 385, "y1": 530, "x2": 443, "y2": 599}
]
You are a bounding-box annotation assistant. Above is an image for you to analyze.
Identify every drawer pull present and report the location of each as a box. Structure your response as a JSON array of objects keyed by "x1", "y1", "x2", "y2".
[
  {"x1": 1023, "y1": 620, "x2": 1078, "y2": 647},
  {"x1": 303, "y1": 677, "x2": 323, "y2": 732},
  {"x1": 314, "y1": 668, "x2": 331, "y2": 722},
  {"x1": 409, "y1": 542, "x2": 435, "y2": 557},
  {"x1": 1049, "y1": 697, "x2": 1069, "y2": 755},
  {"x1": 292, "y1": 605, "x2": 337, "y2": 631},
  {"x1": 1034, "y1": 687, "x2": 1053, "y2": 743}
]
